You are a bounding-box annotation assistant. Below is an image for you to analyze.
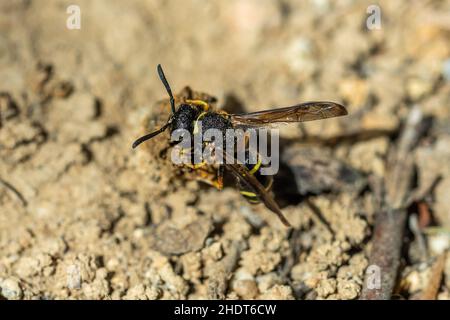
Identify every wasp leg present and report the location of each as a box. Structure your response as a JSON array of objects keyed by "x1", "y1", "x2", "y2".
[
  {"x1": 185, "y1": 161, "x2": 208, "y2": 169},
  {"x1": 265, "y1": 176, "x2": 274, "y2": 191},
  {"x1": 190, "y1": 165, "x2": 224, "y2": 190},
  {"x1": 186, "y1": 99, "x2": 209, "y2": 111},
  {"x1": 214, "y1": 165, "x2": 224, "y2": 190},
  {"x1": 194, "y1": 167, "x2": 217, "y2": 186}
]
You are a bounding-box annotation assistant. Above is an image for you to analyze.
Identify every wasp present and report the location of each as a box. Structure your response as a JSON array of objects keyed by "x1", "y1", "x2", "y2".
[{"x1": 132, "y1": 65, "x2": 347, "y2": 227}]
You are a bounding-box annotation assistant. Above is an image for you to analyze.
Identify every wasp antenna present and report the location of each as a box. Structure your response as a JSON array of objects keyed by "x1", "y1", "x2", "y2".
[
  {"x1": 157, "y1": 64, "x2": 175, "y2": 114},
  {"x1": 132, "y1": 121, "x2": 171, "y2": 149}
]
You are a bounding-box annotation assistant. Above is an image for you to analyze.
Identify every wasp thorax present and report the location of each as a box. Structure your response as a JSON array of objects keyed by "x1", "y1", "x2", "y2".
[{"x1": 201, "y1": 113, "x2": 232, "y2": 134}]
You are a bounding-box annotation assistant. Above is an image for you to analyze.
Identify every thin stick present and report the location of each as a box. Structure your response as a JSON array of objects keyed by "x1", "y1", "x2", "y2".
[
  {"x1": 206, "y1": 240, "x2": 245, "y2": 299},
  {"x1": 0, "y1": 177, "x2": 27, "y2": 207},
  {"x1": 412, "y1": 254, "x2": 446, "y2": 300},
  {"x1": 360, "y1": 106, "x2": 426, "y2": 300}
]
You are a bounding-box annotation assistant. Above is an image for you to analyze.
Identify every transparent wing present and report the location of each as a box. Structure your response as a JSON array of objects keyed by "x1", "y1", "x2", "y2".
[{"x1": 230, "y1": 101, "x2": 347, "y2": 128}]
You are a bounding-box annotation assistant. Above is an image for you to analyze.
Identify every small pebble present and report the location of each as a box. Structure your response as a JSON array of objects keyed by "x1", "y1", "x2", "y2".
[
  {"x1": 52, "y1": 81, "x2": 74, "y2": 98},
  {"x1": 1, "y1": 278, "x2": 23, "y2": 299},
  {"x1": 233, "y1": 279, "x2": 259, "y2": 299},
  {"x1": 442, "y1": 59, "x2": 450, "y2": 82},
  {"x1": 428, "y1": 234, "x2": 450, "y2": 255}
]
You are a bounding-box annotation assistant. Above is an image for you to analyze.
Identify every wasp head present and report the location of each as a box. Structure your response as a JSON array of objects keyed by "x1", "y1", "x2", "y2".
[{"x1": 170, "y1": 104, "x2": 200, "y2": 134}]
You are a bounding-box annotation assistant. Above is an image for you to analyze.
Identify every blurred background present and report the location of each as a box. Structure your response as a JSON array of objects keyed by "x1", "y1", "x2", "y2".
[{"x1": 0, "y1": 0, "x2": 449, "y2": 300}]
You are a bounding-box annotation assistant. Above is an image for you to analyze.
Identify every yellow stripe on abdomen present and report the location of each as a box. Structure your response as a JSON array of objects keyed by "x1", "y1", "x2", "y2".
[
  {"x1": 248, "y1": 158, "x2": 262, "y2": 175},
  {"x1": 240, "y1": 190, "x2": 257, "y2": 198}
]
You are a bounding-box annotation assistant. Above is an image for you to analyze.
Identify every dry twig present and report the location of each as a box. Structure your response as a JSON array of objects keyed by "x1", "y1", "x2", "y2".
[
  {"x1": 0, "y1": 177, "x2": 27, "y2": 207},
  {"x1": 360, "y1": 107, "x2": 427, "y2": 300},
  {"x1": 207, "y1": 240, "x2": 245, "y2": 300},
  {"x1": 412, "y1": 254, "x2": 446, "y2": 300}
]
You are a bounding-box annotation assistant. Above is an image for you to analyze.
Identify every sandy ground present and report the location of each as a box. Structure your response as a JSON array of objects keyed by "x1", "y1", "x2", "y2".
[{"x1": 1, "y1": 0, "x2": 450, "y2": 300}]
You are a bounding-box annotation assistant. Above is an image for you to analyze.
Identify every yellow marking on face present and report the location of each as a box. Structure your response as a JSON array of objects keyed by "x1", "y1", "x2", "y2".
[
  {"x1": 186, "y1": 99, "x2": 209, "y2": 111},
  {"x1": 193, "y1": 111, "x2": 207, "y2": 135},
  {"x1": 248, "y1": 158, "x2": 262, "y2": 175}
]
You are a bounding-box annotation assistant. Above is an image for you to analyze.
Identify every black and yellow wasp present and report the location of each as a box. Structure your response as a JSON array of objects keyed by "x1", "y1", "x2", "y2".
[{"x1": 132, "y1": 65, "x2": 347, "y2": 227}]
